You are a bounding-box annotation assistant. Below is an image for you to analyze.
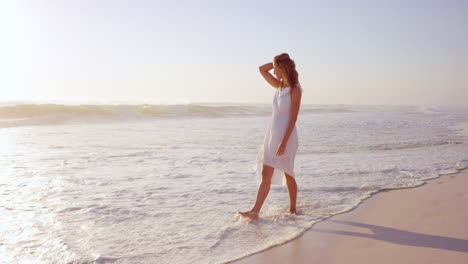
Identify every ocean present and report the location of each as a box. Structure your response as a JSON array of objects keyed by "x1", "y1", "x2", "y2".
[{"x1": 1, "y1": 102, "x2": 467, "y2": 263}]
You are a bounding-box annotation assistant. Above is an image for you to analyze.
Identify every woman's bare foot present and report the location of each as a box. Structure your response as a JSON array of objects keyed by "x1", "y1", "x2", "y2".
[
  {"x1": 289, "y1": 209, "x2": 297, "y2": 215},
  {"x1": 238, "y1": 210, "x2": 259, "y2": 220}
]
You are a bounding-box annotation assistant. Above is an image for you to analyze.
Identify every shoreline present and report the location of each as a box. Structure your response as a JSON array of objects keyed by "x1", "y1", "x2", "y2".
[{"x1": 233, "y1": 168, "x2": 468, "y2": 263}]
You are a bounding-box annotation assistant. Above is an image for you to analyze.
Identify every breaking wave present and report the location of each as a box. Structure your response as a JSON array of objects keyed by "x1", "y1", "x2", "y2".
[
  {"x1": 0, "y1": 103, "x2": 271, "y2": 128},
  {"x1": 0, "y1": 103, "x2": 361, "y2": 128}
]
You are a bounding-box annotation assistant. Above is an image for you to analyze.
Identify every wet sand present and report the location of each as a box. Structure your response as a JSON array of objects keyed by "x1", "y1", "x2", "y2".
[{"x1": 234, "y1": 169, "x2": 468, "y2": 263}]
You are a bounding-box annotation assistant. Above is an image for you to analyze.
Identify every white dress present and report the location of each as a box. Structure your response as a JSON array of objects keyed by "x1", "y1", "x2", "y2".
[{"x1": 256, "y1": 83, "x2": 303, "y2": 185}]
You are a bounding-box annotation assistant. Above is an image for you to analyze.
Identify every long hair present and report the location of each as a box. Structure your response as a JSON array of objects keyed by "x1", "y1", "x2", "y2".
[{"x1": 273, "y1": 53, "x2": 299, "y2": 89}]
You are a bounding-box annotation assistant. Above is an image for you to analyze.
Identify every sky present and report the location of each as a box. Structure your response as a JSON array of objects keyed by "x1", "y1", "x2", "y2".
[{"x1": 1, "y1": 0, "x2": 467, "y2": 106}]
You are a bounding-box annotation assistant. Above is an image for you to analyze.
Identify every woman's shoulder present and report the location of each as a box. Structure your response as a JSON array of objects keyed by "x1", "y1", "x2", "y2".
[{"x1": 292, "y1": 83, "x2": 303, "y2": 93}]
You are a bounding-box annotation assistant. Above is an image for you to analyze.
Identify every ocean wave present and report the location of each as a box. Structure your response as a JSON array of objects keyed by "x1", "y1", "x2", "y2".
[
  {"x1": 417, "y1": 105, "x2": 443, "y2": 114},
  {"x1": 0, "y1": 103, "x2": 266, "y2": 119},
  {"x1": 301, "y1": 107, "x2": 354, "y2": 114},
  {"x1": 367, "y1": 139, "x2": 465, "y2": 151},
  {"x1": 0, "y1": 103, "x2": 360, "y2": 128},
  {"x1": 0, "y1": 103, "x2": 272, "y2": 128}
]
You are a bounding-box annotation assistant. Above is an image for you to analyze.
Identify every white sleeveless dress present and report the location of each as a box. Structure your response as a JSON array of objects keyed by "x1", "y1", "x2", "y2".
[{"x1": 255, "y1": 83, "x2": 303, "y2": 185}]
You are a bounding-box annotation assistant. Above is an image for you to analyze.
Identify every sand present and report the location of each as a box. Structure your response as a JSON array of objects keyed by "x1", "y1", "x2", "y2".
[{"x1": 233, "y1": 169, "x2": 468, "y2": 263}]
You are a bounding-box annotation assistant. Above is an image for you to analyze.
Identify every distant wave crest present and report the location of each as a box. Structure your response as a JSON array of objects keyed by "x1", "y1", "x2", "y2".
[
  {"x1": 0, "y1": 103, "x2": 273, "y2": 128},
  {"x1": 0, "y1": 103, "x2": 364, "y2": 128},
  {"x1": 0, "y1": 104, "x2": 254, "y2": 118}
]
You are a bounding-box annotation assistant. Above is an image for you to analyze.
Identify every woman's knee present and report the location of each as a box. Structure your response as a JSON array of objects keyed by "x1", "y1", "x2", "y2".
[
  {"x1": 261, "y1": 172, "x2": 272, "y2": 184},
  {"x1": 285, "y1": 174, "x2": 296, "y2": 184},
  {"x1": 262, "y1": 165, "x2": 273, "y2": 183}
]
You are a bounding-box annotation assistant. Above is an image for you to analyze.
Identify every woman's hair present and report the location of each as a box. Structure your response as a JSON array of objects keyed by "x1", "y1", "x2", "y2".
[{"x1": 273, "y1": 53, "x2": 299, "y2": 89}]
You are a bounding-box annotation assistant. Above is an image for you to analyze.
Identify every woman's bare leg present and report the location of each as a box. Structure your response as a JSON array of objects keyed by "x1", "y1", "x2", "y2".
[
  {"x1": 285, "y1": 173, "x2": 297, "y2": 214},
  {"x1": 251, "y1": 165, "x2": 274, "y2": 212},
  {"x1": 238, "y1": 165, "x2": 274, "y2": 220}
]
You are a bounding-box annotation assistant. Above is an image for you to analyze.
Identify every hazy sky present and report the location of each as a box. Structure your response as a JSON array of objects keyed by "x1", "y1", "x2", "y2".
[{"x1": 2, "y1": 0, "x2": 467, "y2": 106}]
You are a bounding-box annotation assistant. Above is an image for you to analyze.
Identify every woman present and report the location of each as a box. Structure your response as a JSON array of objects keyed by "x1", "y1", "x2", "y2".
[{"x1": 239, "y1": 53, "x2": 302, "y2": 220}]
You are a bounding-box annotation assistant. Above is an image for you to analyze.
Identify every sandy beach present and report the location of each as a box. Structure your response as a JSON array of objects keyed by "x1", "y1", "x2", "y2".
[{"x1": 234, "y1": 168, "x2": 468, "y2": 264}]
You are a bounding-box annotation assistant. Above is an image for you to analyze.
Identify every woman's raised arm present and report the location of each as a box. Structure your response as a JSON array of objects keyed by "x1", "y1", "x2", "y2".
[{"x1": 259, "y1": 62, "x2": 281, "y2": 89}]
